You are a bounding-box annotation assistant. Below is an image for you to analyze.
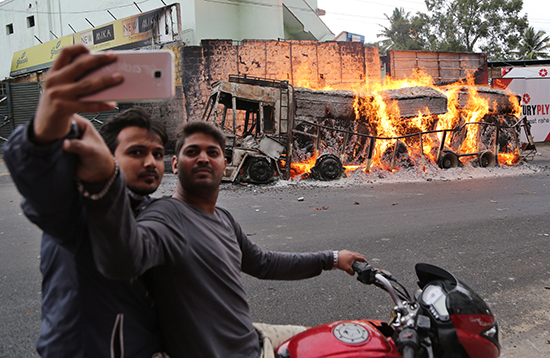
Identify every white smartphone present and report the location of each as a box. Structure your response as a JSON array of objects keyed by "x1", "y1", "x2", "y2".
[{"x1": 79, "y1": 50, "x2": 175, "y2": 102}]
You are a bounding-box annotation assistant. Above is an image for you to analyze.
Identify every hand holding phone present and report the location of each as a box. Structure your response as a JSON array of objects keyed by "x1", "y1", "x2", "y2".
[
  {"x1": 79, "y1": 50, "x2": 175, "y2": 102},
  {"x1": 33, "y1": 45, "x2": 120, "y2": 145}
]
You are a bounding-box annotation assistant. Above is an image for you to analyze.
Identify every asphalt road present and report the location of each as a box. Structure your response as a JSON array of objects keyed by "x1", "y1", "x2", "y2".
[
  {"x1": 220, "y1": 169, "x2": 550, "y2": 357},
  {"x1": 1, "y1": 146, "x2": 550, "y2": 357}
]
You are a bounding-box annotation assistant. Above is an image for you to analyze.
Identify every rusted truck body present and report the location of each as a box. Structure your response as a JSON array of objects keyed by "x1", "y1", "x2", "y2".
[
  {"x1": 201, "y1": 75, "x2": 295, "y2": 183},
  {"x1": 201, "y1": 75, "x2": 351, "y2": 183},
  {"x1": 202, "y1": 74, "x2": 526, "y2": 184}
]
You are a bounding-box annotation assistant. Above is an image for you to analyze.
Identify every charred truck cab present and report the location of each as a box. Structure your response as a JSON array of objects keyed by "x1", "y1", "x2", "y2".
[
  {"x1": 202, "y1": 75, "x2": 346, "y2": 184},
  {"x1": 202, "y1": 75, "x2": 296, "y2": 184}
]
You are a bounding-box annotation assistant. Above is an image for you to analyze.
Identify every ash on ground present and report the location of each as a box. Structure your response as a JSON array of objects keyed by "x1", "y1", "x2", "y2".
[
  {"x1": 268, "y1": 161, "x2": 548, "y2": 190},
  {"x1": 154, "y1": 149, "x2": 549, "y2": 196}
]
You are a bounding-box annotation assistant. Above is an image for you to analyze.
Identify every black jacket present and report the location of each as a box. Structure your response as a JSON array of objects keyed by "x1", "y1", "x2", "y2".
[{"x1": 4, "y1": 121, "x2": 162, "y2": 358}]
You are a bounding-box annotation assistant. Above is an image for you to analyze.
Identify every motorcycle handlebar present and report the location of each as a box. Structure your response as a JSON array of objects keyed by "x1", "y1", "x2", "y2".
[
  {"x1": 352, "y1": 262, "x2": 424, "y2": 357},
  {"x1": 351, "y1": 261, "x2": 376, "y2": 284},
  {"x1": 352, "y1": 261, "x2": 404, "y2": 309}
]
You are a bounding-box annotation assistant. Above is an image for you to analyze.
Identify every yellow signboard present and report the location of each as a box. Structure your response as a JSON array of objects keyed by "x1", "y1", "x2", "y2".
[
  {"x1": 74, "y1": 8, "x2": 163, "y2": 52},
  {"x1": 10, "y1": 35, "x2": 74, "y2": 77},
  {"x1": 10, "y1": 6, "x2": 168, "y2": 77}
]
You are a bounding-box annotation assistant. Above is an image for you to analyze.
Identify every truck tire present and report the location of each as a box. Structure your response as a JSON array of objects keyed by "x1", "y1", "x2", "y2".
[
  {"x1": 246, "y1": 157, "x2": 275, "y2": 184},
  {"x1": 311, "y1": 153, "x2": 343, "y2": 181}
]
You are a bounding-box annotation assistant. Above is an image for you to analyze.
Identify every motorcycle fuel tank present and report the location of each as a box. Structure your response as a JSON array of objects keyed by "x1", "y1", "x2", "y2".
[{"x1": 275, "y1": 319, "x2": 401, "y2": 358}]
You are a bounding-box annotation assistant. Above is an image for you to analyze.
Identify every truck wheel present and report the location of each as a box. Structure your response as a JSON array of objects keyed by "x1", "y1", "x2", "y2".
[
  {"x1": 438, "y1": 151, "x2": 459, "y2": 169},
  {"x1": 246, "y1": 157, "x2": 275, "y2": 183},
  {"x1": 311, "y1": 153, "x2": 343, "y2": 180},
  {"x1": 478, "y1": 150, "x2": 496, "y2": 168}
]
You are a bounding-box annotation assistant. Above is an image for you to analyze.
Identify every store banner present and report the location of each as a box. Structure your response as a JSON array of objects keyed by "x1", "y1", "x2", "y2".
[
  {"x1": 9, "y1": 5, "x2": 175, "y2": 78},
  {"x1": 496, "y1": 67, "x2": 550, "y2": 142},
  {"x1": 10, "y1": 35, "x2": 73, "y2": 77},
  {"x1": 74, "y1": 8, "x2": 163, "y2": 51}
]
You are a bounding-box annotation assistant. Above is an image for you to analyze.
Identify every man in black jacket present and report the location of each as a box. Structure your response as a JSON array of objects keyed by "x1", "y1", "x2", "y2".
[{"x1": 5, "y1": 45, "x2": 167, "y2": 358}]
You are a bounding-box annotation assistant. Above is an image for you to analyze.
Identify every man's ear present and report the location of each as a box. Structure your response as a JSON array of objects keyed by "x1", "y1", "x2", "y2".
[
  {"x1": 223, "y1": 157, "x2": 227, "y2": 176},
  {"x1": 171, "y1": 155, "x2": 178, "y2": 174}
]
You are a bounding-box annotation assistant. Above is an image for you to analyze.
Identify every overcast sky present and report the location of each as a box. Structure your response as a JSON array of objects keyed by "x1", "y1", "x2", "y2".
[
  {"x1": 1, "y1": 0, "x2": 547, "y2": 47},
  {"x1": 317, "y1": 0, "x2": 550, "y2": 45}
]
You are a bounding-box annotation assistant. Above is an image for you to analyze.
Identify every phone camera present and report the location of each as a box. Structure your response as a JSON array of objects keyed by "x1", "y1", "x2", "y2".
[{"x1": 154, "y1": 70, "x2": 162, "y2": 78}]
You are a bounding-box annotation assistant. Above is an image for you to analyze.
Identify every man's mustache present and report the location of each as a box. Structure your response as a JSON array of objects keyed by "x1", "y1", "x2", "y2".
[
  {"x1": 138, "y1": 170, "x2": 159, "y2": 179},
  {"x1": 192, "y1": 165, "x2": 214, "y2": 174}
]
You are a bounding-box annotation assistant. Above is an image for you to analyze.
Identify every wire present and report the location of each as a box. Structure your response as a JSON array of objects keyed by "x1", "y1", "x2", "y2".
[
  {"x1": 2, "y1": 0, "x2": 547, "y2": 30},
  {"x1": 0, "y1": 0, "x2": 151, "y2": 15},
  {"x1": 2, "y1": 0, "x2": 548, "y2": 41}
]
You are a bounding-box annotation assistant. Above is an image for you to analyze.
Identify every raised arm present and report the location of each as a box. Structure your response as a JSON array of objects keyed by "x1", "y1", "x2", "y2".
[
  {"x1": 4, "y1": 45, "x2": 122, "y2": 245},
  {"x1": 4, "y1": 121, "x2": 85, "y2": 245},
  {"x1": 82, "y1": 170, "x2": 144, "y2": 279}
]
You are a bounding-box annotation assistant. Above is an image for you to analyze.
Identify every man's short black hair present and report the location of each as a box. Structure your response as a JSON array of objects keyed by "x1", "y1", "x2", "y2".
[
  {"x1": 175, "y1": 121, "x2": 225, "y2": 156},
  {"x1": 99, "y1": 107, "x2": 168, "y2": 154}
]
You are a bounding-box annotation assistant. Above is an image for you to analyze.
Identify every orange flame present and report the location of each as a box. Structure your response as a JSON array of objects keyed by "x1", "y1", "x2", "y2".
[
  {"x1": 498, "y1": 152, "x2": 520, "y2": 165},
  {"x1": 290, "y1": 154, "x2": 318, "y2": 178},
  {"x1": 289, "y1": 69, "x2": 523, "y2": 179}
]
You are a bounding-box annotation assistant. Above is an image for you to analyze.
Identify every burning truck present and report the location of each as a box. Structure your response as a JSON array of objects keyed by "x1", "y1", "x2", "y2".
[{"x1": 201, "y1": 74, "x2": 529, "y2": 184}]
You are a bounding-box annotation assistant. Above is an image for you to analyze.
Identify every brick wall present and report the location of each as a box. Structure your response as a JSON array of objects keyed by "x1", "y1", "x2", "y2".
[
  {"x1": 4, "y1": 40, "x2": 381, "y2": 150},
  {"x1": 181, "y1": 40, "x2": 381, "y2": 124}
]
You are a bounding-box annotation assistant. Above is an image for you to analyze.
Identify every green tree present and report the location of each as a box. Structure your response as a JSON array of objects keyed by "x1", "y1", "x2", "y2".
[
  {"x1": 422, "y1": 0, "x2": 528, "y2": 60},
  {"x1": 515, "y1": 26, "x2": 550, "y2": 59},
  {"x1": 377, "y1": 8, "x2": 426, "y2": 52}
]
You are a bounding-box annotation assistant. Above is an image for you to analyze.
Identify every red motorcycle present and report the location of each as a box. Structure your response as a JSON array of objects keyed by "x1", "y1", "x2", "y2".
[{"x1": 275, "y1": 263, "x2": 500, "y2": 358}]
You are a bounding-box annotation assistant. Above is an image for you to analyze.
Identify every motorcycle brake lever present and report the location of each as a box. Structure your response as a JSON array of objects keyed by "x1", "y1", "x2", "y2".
[{"x1": 378, "y1": 268, "x2": 395, "y2": 280}]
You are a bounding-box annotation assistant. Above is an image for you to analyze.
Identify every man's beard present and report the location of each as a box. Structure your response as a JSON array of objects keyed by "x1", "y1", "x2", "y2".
[
  {"x1": 129, "y1": 170, "x2": 160, "y2": 195},
  {"x1": 128, "y1": 185, "x2": 157, "y2": 196},
  {"x1": 180, "y1": 168, "x2": 221, "y2": 193}
]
